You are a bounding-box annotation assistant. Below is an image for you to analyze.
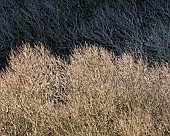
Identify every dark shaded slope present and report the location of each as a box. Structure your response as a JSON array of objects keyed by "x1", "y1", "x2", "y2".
[{"x1": 0, "y1": 0, "x2": 170, "y2": 71}]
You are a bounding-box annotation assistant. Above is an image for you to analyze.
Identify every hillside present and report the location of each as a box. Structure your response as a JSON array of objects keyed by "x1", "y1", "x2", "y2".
[{"x1": 0, "y1": 0, "x2": 170, "y2": 135}]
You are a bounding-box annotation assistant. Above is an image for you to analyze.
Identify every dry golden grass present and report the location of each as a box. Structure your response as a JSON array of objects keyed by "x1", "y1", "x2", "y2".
[{"x1": 0, "y1": 43, "x2": 170, "y2": 136}]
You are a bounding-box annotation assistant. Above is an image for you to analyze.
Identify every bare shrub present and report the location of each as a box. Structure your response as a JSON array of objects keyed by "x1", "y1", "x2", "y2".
[
  {"x1": 0, "y1": 43, "x2": 70, "y2": 135},
  {"x1": 68, "y1": 45, "x2": 170, "y2": 135},
  {"x1": 0, "y1": 44, "x2": 170, "y2": 135}
]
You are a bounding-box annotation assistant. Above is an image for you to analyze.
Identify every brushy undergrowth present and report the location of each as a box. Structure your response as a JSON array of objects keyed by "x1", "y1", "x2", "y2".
[{"x1": 0, "y1": 43, "x2": 170, "y2": 136}]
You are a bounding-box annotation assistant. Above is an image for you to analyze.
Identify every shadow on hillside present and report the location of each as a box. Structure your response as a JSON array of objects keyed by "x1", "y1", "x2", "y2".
[{"x1": 0, "y1": 0, "x2": 170, "y2": 72}]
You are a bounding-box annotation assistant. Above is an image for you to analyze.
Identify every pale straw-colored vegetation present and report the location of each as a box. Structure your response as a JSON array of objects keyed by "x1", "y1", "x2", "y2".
[
  {"x1": 0, "y1": 43, "x2": 169, "y2": 136},
  {"x1": 0, "y1": 0, "x2": 170, "y2": 135}
]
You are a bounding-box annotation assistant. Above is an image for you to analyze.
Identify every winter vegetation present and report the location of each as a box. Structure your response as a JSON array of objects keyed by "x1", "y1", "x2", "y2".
[
  {"x1": 0, "y1": 43, "x2": 170, "y2": 135},
  {"x1": 0, "y1": 0, "x2": 170, "y2": 135}
]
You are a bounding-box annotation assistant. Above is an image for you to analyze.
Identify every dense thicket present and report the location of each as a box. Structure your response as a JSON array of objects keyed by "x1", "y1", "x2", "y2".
[{"x1": 0, "y1": 44, "x2": 169, "y2": 135}]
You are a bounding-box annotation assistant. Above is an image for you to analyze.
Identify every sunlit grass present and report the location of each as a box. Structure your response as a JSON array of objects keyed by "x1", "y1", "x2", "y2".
[{"x1": 0, "y1": 43, "x2": 169, "y2": 135}]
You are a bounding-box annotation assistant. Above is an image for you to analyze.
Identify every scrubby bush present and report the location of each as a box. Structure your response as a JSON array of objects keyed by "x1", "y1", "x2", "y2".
[
  {"x1": 0, "y1": 0, "x2": 170, "y2": 135},
  {"x1": 0, "y1": 43, "x2": 169, "y2": 135},
  {"x1": 0, "y1": 43, "x2": 71, "y2": 135}
]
